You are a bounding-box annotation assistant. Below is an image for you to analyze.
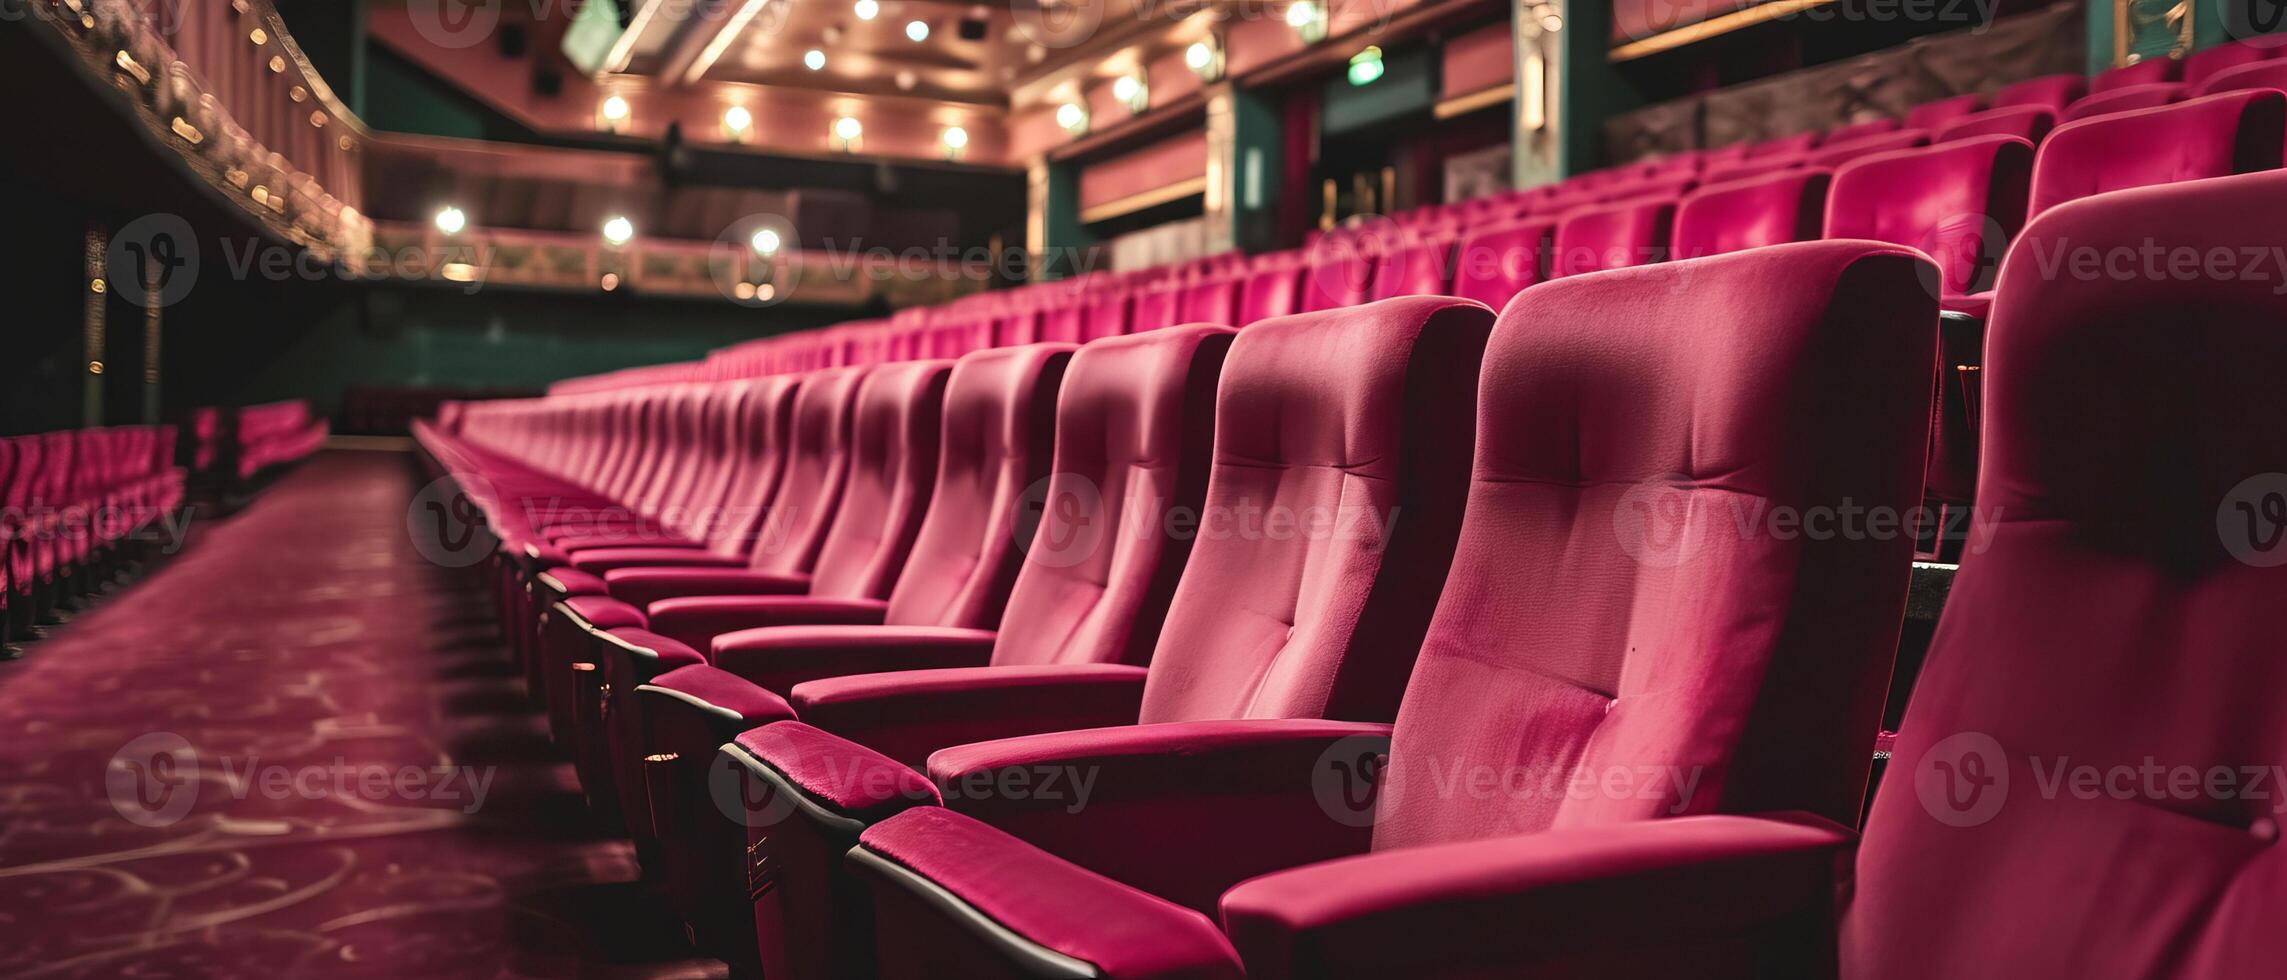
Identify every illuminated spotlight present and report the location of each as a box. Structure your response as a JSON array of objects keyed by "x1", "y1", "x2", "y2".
[
  {"x1": 854, "y1": 0, "x2": 878, "y2": 20},
  {"x1": 942, "y1": 125, "x2": 969, "y2": 160},
  {"x1": 833, "y1": 115, "x2": 863, "y2": 150},
  {"x1": 599, "y1": 93, "x2": 631, "y2": 131},
  {"x1": 804, "y1": 48, "x2": 826, "y2": 70},
  {"x1": 602, "y1": 215, "x2": 634, "y2": 246},
  {"x1": 440, "y1": 262, "x2": 478, "y2": 283},
  {"x1": 756, "y1": 283, "x2": 776, "y2": 301},
  {"x1": 433, "y1": 205, "x2": 467, "y2": 235},
  {"x1": 1347, "y1": 45, "x2": 1384, "y2": 86},
  {"x1": 1185, "y1": 38, "x2": 1224, "y2": 81},
  {"x1": 905, "y1": 19, "x2": 930, "y2": 41},
  {"x1": 734, "y1": 281, "x2": 757, "y2": 300},
  {"x1": 1285, "y1": 0, "x2": 1326, "y2": 42},
  {"x1": 723, "y1": 105, "x2": 753, "y2": 140},
  {"x1": 1113, "y1": 72, "x2": 1147, "y2": 112},
  {"x1": 600, "y1": 272, "x2": 621, "y2": 291},
  {"x1": 750, "y1": 227, "x2": 782, "y2": 254},
  {"x1": 1056, "y1": 101, "x2": 1089, "y2": 135}
]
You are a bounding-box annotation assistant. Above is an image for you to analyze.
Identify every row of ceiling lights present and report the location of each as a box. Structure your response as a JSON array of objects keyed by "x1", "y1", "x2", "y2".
[{"x1": 430, "y1": 207, "x2": 788, "y2": 255}]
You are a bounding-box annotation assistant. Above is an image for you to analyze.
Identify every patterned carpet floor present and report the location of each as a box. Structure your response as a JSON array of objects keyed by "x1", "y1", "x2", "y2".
[{"x1": 0, "y1": 450, "x2": 724, "y2": 978}]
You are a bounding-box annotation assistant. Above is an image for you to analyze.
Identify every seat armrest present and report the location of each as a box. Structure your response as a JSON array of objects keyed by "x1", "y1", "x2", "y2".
[
  {"x1": 603, "y1": 567, "x2": 810, "y2": 610},
  {"x1": 724, "y1": 721, "x2": 941, "y2": 828},
  {"x1": 644, "y1": 595, "x2": 889, "y2": 651},
  {"x1": 851, "y1": 807, "x2": 1245, "y2": 979},
  {"x1": 597, "y1": 628, "x2": 707, "y2": 679},
  {"x1": 570, "y1": 546, "x2": 747, "y2": 574},
  {"x1": 709, "y1": 626, "x2": 998, "y2": 696},
  {"x1": 1220, "y1": 814, "x2": 1855, "y2": 980},
  {"x1": 788, "y1": 664, "x2": 1149, "y2": 768},
  {"x1": 535, "y1": 567, "x2": 609, "y2": 598},
  {"x1": 927, "y1": 719, "x2": 1395, "y2": 914}
]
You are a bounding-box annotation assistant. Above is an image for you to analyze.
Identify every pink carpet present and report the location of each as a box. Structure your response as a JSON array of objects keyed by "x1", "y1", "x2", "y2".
[{"x1": 0, "y1": 451, "x2": 723, "y2": 978}]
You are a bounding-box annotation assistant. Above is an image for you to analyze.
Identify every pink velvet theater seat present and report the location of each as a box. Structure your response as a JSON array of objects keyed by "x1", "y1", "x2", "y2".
[
  {"x1": 1670, "y1": 167, "x2": 1832, "y2": 258},
  {"x1": 2058, "y1": 81, "x2": 2187, "y2": 123},
  {"x1": 2090, "y1": 52, "x2": 2182, "y2": 92},
  {"x1": 2195, "y1": 57, "x2": 2287, "y2": 98},
  {"x1": 1449, "y1": 219, "x2": 1553, "y2": 311},
  {"x1": 1827, "y1": 135, "x2": 2035, "y2": 524},
  {"x1": 1550, "y1": 195, "x2": 1677, "y2": 277},
  {"x1": 1903, "y1": 92, "x2": 1986, "y2": 131},
  {"x1": 718, "y1": 324, "x2": 1233, "y2": 980},
  {"x1": 1989, "y1": 72, "x2": 2087, "y2": 113},
  {"x1": 2184, "y1": 37, "x2": 2282, "y2": 89},
  {"x1": 1936, "y1": 104, "x2": 2057, "y2": 145},
  {"x1": 2030, "y1": 89, "x2": 2286, "y2": 218},
  {"x1": 848, "y1": 239, "x2": 1939, "y2": 979},
  {"x1": 629, "y1": 342, "x2": 1071, "y2": 965}
]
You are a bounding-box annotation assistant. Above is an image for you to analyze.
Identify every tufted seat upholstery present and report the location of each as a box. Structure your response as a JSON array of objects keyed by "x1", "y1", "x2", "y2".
[{"x1": 2032, "y1": 90, "x2": 2286, "y2": 219}]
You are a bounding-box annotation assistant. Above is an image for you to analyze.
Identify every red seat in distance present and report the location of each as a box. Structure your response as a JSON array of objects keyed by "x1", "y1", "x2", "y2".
[
  {"x1": 1178, "y1": 274, "x2": 1240, "y2": 326},
  {"x1": 1745, "y1": 131, "x2": 1822, "y2": 158},
  {"x1": 851, "y1": 240, "x2": 1939, "y2": 979},
  {"x1": 1990, "y1": 72, "x2": 2088, "y2": 113},
  {"x1": 2185, "y1": 36, "x2": 2282, "y2": 88},
  {"x1": 1237, "y1": 257, "x2": 1305, "y2": 324},
  {"x1": 1300, "y1": 229, "x2": 1379, "y2": 311},
  {"x1": 2030, "y1": 89, "x2": 2286, "y2": 218},
  {"x1": 1827, "y1": 135, "x2": 2034, "y2": 554},
  {"x1": 2059, "y1": 81, "x2": 2187, "y2": 122},
  {"x1": 1671, "y1": 168, "x2": 1832, "y2": 258},
  {"x1": 627, "y1": 344, "x2": 1071, "y2": 962},
  {"x1": 1450, "y1": 220, "x2": 1553, "y2": 311},
  {"x1": 1365, "y1": 237, "x2": 1455, "y2": 300},
  {"x1": 717, "y1": 325, "x2": 1233, "y2": 980},
  {"x1": 1808, "y1": 128, "x2": 1931, "y2": 168},
  {"x1": 1823, "y1": 116, "x2": 1903, "y2": 143},
  {"x1": 1936, "y1": 105, "x2": 2057, "y2": 144},
  {"x1": 1551, "y1": 195, "x2": 1676, "y2": 277},
  {"x1": 1903, "y1": 92, "x2": 1986, "y2": 131},
  {"x1": 2195, "y1": 57, "x2": 2287, "y2": 97},
  {"x1": 2090, "y1": 52, "x2": 2182, "y2": 92}
]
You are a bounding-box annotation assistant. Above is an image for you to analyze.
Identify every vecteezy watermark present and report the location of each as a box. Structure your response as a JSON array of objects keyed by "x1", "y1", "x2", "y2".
[
  {"x1": 2219, "y1": 473, "x2": 2287, "y2": 568},
  {"x1": 1625, "y1": 0, "x2": 1996, "y2": 41},
  {"x1": 1, "y1": 505, "x2": 197, "y2": 556},
  {"x1": 1612, "y1": 477, "x2": 1984, "y2": 568},
  {"x1": 408, "y1": 474, "x2": 498, "y2": 568},
  {"x1": 105, "y1": 213, "x2": 499, "y2": 307},
  {"x1": 704, "y1": 729, "x2": 1098, "y2": 830},
  {"x1": 1311, "y1": 733, "x2": 1711, "y2": 827},
  {"x1": 1914, "y1": 731, "x2": 2287, "y2": 830},
  {"x1": 2020, "y1": 236, "x2": 2287, "y2": 294},
  {"x1": 1011, "y1": 476, "x2": 1405, "y2": 564},
  {"x1": 108, "y1": 732, "x2": 498, "y2": 826}
]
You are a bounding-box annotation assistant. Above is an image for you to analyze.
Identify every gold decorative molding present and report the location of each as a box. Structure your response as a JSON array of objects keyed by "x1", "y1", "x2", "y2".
[
  {"x1": 1609, "y1": 0, "x2": 1842, "y2": 63},
  {"x1": 1435, "y1": 84, "x2": 1512, "y2": 120},
  {"x1": 1077, "y1": 176, "x2": 1210, "y2": 225}
]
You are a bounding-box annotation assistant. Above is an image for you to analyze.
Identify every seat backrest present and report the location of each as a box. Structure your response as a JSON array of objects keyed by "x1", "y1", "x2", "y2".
[
  {"x1": 1672, "y1": 168, "x2": 1832, "y2": 258},
  {"x1": 1128, "y1": 283, "x2": 1184, "y2": 334},
  {"x1": 1746, "y1": 131, "x2": 1821, "y2": 158},
  {"x1": 2031, "y1": 90, "x2": 2285, "y2": 217},
  {"x1": 1237, "y1": 262, "x2": 1303, "y2": 324},
  {"x1": 1990, "y1": 72, "x2": 2087, "y2": 112},
  {"x1": 1081, "y1": 291, "x2": 1132, "y2": 341},
  {"x1": 1845, "y1": 166, "x2": 2287, "y2": 980},
  {"x1": 2091, "y1": 53, "x2": 2181, "y2": 92},
  {"x1": 1374, "y1": 240, "x2": 1937, "y2": 852},
  {"x1": 1937, "y1": 105, "x2": 2056, "y2": 145},
  {"x1": 1824, "y1": 116, "x2": 1902, "y2": 143},
  {"x1": 2185, "y1": 37, "x2": 2279, "y2": 87},
  {"x1": 2196, "y1": 57, "x2": 2287, "y2": 97},
  {"x1": 1135, "y1": 296, "x2": 1492, "y2": 726},
  {"x1": 698, "y1": 376, "x2": 801, "y2": 556},
  {"x1": 1301, "y1": 232, "x2": 1376, "y2": 312},
  {"x1": 1552, "y1": 196, "x2": 1677, "y2": 277},
  {"x1": 740, "y1": 366, "x2": 873, "y2": 577},
  {"x1": 1827, "y1": 135, "x2": 2035, "y2": 297},
  {"x1": 2059, "y1": 81, "x2": 2187, "y2": 122},
  {"x1": 877, "y1": 344, "x2": 1071, "y2": 627},
  {"x1": 1178, "y1": 277, "x2": 1240, "y2": 326},
  {"x1": 793, "y1": 361, "x2": 952, "y2": 597},
  {"x1": 1904, "y1": 92, "x2": 1987, "y2": 131},
  {"x1": 1451, "y1": 220, "x2": 1553, "y2": 311},
  {"x1": 989, "y1": 326, "x2": 1234, "y2": 668},
  {"x1": 1366, "y1": 238, "x2": 1455, "y2": 300},
  {"x1": 1809, "y1": 128, "x2": 1931, "y2": 168}
]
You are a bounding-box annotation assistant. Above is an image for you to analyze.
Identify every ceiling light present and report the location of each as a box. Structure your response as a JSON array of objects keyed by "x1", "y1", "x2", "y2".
[
  {"x1": 1113, "y1": 72, "x2": 1148, "y2": 113},
  {"x1": 599, "y1": 94, "x2": 630, "y2": 131},
  {"x1": 602, "y1": 215, "x2": 634, "y2": 246},
  {"x1": 1286, "y1": 1, "x2": 1326, "y2": 41},
  {"x1": 905, "y1": 19, "x2": 930, "y2": 41},
  {"x1": 854, "y1": 0, "x2": 878, "y2": 20},
  {"x1": 750, "y1": 228, "x2": 781, "y2": 254},
  {"x1": 1185, "y1": 41, "x2": 1212, "y2": 70},
  {"x1": 804, "y1": 48, "x2": 825, "y2": 70},
  {"x1": 433, "y1": 206, "x2": 466, "y2": 235}
]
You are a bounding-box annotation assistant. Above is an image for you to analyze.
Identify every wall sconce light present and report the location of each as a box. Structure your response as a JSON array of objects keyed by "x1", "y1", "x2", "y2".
[
  {"x1": 1184, "y1": 36, "x2": 1225, "y2": 82},
  {"x1": 833, "y1": 115, "x2": 863, "y2": 151},
  {"x1": 723, "y1": 104, "x2": 753, "y2": 142},
  {"x1": 854, "y1": 0, "x2": 878, "y2": 20},
  {"x1": 1056, "y1": 101, "x2": 1089, "y2": 136},
  {"x1": 434, "y1": 206, "x2": 467, "y2": 235},
  {"x1": 599, "y1": 94, "x2": 631, "y2": 133},
  {"x1": 1112, "y1": 71, "x2": 1148, "y2": 114},
  {"x1": 1285, "y1": 1, "x2": 1326, "y2": 43},
  {"x1": 602, "y1": 215, "x2": 634, "y2": 247},
  {"x1": 942, "y1": 125, "x2": 969, "y2": 161},
  {"x1": 905, "y1": 19, "x2": 930, "y2": 41}
]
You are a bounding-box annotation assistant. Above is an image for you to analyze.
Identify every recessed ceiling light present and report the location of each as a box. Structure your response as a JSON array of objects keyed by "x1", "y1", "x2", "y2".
[
  {"x1": 854, "y1": 0, "x2": 878, "y2": 20},
  {"x1": 804, "y1": 48, "x2": 826, "y2": 70},
  {"x1": 905, "y1": 19, "x2": 930, "y2": 42}
]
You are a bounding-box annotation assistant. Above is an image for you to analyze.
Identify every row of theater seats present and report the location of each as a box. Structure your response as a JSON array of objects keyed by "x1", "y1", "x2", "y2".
[
  {"x1": 190, "y1": 399, "x2": 330, "y2": 484},
  {"x1": 1, "y1": 425, "x2": 184, "y2": 647},
  {"x1": 417, "y1": 164, "x2": 2287, "y2": 977}
]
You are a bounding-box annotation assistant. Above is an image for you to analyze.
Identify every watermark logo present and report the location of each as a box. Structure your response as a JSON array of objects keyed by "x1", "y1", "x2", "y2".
[
  {"x1": 407, "y1": 473, "x2": 498, "y2": 568},
  {"x1": 2220, "y1": 473, "x2": 2287, "y2": 568},
  {"x1": 409, "y1": 0, "x2": 502, "y2": 49},
  {"x1": 1311, "y1": 732, "x2": 1393, "y2": 828},
  {"x1": 106, "y1": 213, "x2": 200, "y2": 308},
  {"x1": 710, "y1": 213, "x2": 802, "y2": 307},
  {"x1": 1014, "y1": 473, "x2": 1106, "y2": 568},
  {"x1": 1914, "y1": 730, "x2": 2010, "y2": 827},
  {"x1": 108, "y1": 732, "x2": 201, "y2": 827},
  {"x1": 1612, "y1": 477, "x2": 1710, "y2": 569},
  {"x1": 1009, "y1": 0, "x2": 1105, "y2": 49}
]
